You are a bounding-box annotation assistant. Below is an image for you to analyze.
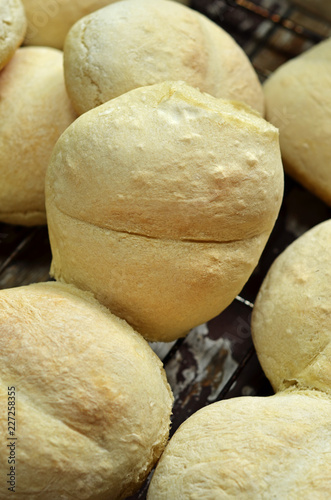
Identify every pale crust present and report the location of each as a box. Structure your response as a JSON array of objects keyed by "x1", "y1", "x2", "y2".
[
  {"x1": 147, "y1": 391, "x2": 331, "y2": 499},
  {"x1": 0, "y1": 282, "x2": 173, "y2": 499},
  {"x1": 148, "y1": 217, "x2": 331, "y2": 497},
  {"x1": 45, "y1": 81, "x2": 284, "y2": 342},
  {"x1": 251, "y1": 219, "x2": 331, "y2": 396},
  {"x1": 21, "y1": 0, "x2": 190, "y2": 49},
  {"x1": 46, "y1": 202, "x2": 271, "y2": 342},
  {"x1": 22, "y1": 0, "x2": 118, "y2": 49},
  {"x1": 63, "y1": 0, "x2": 264, "y2": 115},
  {"x1": 264, "y1": 38, "x2": 331, "y2": 206},
  {"x1": 0, "y1": 47, "x2": 76, "y2": 226},
  {"x1": 0, "y1": 0, "x2": 26, "y2": 70}
]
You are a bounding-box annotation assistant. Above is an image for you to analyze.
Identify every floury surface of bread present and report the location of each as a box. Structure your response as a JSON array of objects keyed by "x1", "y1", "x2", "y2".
[
  {"x1": 0, "y1": 47, "x2": 76, "y2": 226},
  {"x1": 63, "y1": 0, "x2": 264, "y2": 115},
  {"x1": 147, "y1": 220, "x2": 331, "y2": 498},
  {"x1": 22, "y1": 0, "x2": 123, "y2": 49},
  {"x1": 22, "y1": 0, "x2": 189, "y2": 49},
  {"x1": 0, "y1": 282, "x2": 173, "y2": 500},
  {"x1": 46, "y1": 81, "x2": 284, "y2": 342},
  {"x1": 264, "y1": 38, "x2": 331, "y2": 206},
  {"x1": 147, "y1": 390, "x2": 331, "y2": 499},
  {"x1": 0, "y1": 0, "x2": 26, "y2": 71},
  {"x1": 252, "y1": 220, "x2": 331, "y2": 396}
]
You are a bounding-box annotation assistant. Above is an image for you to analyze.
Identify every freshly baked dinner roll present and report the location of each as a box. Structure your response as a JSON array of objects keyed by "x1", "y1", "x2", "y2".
[
  {"x1": 46, "y1": 81, "x2": 283, "y2": 342},
  {"x1": 0, "y1": 282, "x2": 173, "y2": 500},
  {"x1": 264, "y1": 38, "x2": 331, "y2": 206},
  {"x1": 251, "y1": 219, "x2": 331, "y2": 395},
  {"x1": 0, "y1": 47, "x2": 76, "y2": 226},
  {"x1": 148, "y1": 391, "x2": 331, "y2": 499},
  {"x1": 0, "y1": 0, "x2": 26, "y2": 70},
  {"x1": 63, "y1": 0, "x2": 264, "y2": 115},
  {"x1": 22, "y1": 0, "x2": 118, "y2": 49},
  {"x1": 22, "y1": 0, "x2": 190, "y2": 49}
]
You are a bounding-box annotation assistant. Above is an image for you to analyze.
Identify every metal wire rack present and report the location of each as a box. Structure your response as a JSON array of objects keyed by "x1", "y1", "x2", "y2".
[{"x1": 0, "y1": 1, "x2": 330, "y2": 499}]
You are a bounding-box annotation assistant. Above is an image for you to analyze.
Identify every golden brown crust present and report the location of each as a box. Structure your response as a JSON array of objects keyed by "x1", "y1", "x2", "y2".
[
  {"x1": 0, "y1": 0, "x2": 26, "y2": 71},
  {"x1": 0, "y1": 47, "x2": 76, "y2": 226},
  {"x1": 46, "y1": 81, "x2": 283, "y2": 341},
  {"x1": 63, "y1": 0, "x2": 264, "y2": 115},
  {"x1": 0, "y1": 281, "x2": 173, "y2": 499}
]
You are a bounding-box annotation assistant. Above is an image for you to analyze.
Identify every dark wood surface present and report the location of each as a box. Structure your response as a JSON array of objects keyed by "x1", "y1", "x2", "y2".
[{"x1": 1, "y1": 1, "x2": 330, "y2": 499}]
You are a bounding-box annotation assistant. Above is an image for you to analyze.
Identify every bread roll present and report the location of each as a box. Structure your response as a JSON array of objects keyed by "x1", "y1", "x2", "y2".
[
  {"x1": 46, "y1": 81, "x2": 283, "y2": 342},
  {"x1": 0, "y1": 0, "x2": 26, "y2": 70},
  {"x1": 0, "y1": 282, "x2": 173, "y2": 500},
  {"x1": 148, "y1": 391, "x2": 331, "y2": 499},
  {"x1": 251, "y1": 219, "x2": 331, "y2": 395},
  {"x1": 22, "y1": 0, "x2": 118, "y2": 49},
  {"x1": 264, "y1": 38, "x2": 331, "y2": 206},
  {"x1": 149, "y1": 217, "x2": 331, "y2": 497},
  {"x1": 22, "y1": 0, "x2": 190, "y2": 49},
  {"x1": 63, "y1": 0, "x2": 264, "y2": 115},
  {"x1": 0, "y1": 47, "x2": 76, "y2": 226}
]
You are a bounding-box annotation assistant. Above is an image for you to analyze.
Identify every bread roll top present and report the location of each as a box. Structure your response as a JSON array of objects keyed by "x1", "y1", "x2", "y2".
[
  {"x1": 0, "y1": 281, "x2": 173, "y2": 499},
  {"x1": 47, "y1": 81, "x2": 282, "y2": 242},
  {"x1": 63, "y1": 0, "x2": 264, "y2": 115},
  {"x1": 148, "y1": 390, "x2": 331, "y2": 499}
]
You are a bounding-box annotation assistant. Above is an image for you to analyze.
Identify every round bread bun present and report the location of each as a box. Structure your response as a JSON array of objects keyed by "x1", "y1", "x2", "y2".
[
  {"x1": 45, "y1": 81, "x2": 283, "y2": 342},
  {"x1": 63, "y1": 0, "x2": 264, "y2": 116},
  {"x1": 148, "y1": 391, "x2": 331, "y2": 499},
  {"x1": 251, "y1": 219, "x2": 331, "y2": 396},
  {"x1": 0, "y1": 281, "x2": 173, "y2": 500},
  {"x1": 22, "y1": 0, "x2": 120, "y2": 49},
  {"x1": 264, "y1": 38, "x2": 331, "y2": 206},
  {"x1": 0, "y1": 0, "x2": 26, "y2": 71},
  {"x1": 0, "y1": 46, "x2": 76, "y2": 226},
  {"x1": 22, "y1": 0, "x2": 190, "y2": 50}
]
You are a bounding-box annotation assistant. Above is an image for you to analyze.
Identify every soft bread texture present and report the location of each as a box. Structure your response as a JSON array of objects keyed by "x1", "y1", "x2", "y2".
[
  {"x1": 148, "y1": 390, "x2": 331, "y2": 499},
  {"x1": 22, "y1": 0, "x2": 189, "y2": 49},
  {"x1": 148, "y1": 220, "x2": 331, "y2": 498},
  {"x1": 0, "y1": 47, "x2": 76, "y2": 226},
  {"x1": 251, "y1": 219, "x2": 331, "y2": 396},
  {"x1": 22, "y1": 0, "x2": 122, "y2": 49},
  {"x1": 264, "y1": 38, "x2": 331, "y2": 206},
  {"x1": 0, "y1": 282, "x2": 173, "y2": 500},
  {"x1": 63, "y1": 0, "x2": 264, "y2": 115},
  {"x1": 46, "y1": 81, "x2": 284, "y2": 342},
  {"x1": 0, "y1": 0, "x2": 26, "y2": 71}
]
